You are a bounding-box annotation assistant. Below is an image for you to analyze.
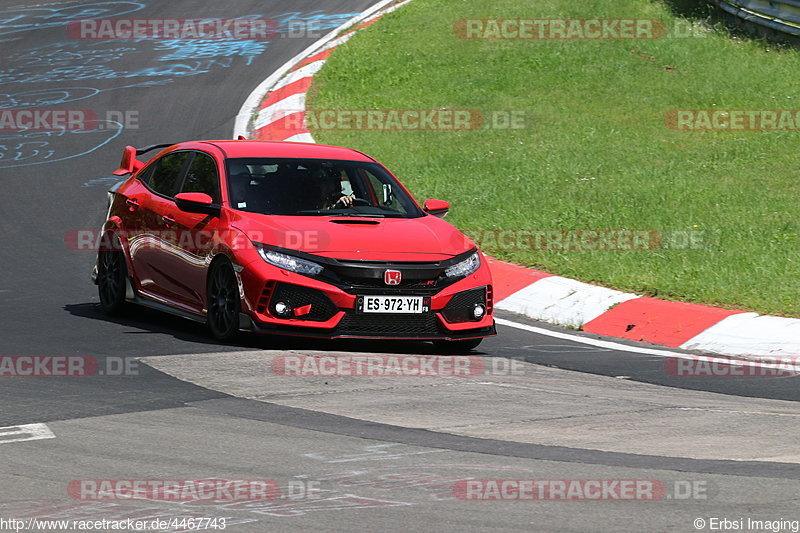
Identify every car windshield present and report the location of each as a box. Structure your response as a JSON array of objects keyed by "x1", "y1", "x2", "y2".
[{"x1": 225, "y1": 158, "x2": 424, "y2": 218}]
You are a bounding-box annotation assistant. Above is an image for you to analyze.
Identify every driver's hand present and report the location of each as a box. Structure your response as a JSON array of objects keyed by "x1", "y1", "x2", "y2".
[{"x1": 337, "y1": 194, "x2": 356, "y2": 207}]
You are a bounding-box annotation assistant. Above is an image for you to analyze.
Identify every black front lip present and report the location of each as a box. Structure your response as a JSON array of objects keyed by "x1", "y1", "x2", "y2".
[{"x1": 241, "y1": 313, "x2": 497, "y2": 341}]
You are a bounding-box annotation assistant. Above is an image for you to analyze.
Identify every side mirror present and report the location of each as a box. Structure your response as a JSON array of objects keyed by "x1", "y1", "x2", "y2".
[
  {"x1": 423, "y1": 199, "x2": 450, "y2": 218},
  {"x1": 175, "y1": 192, "x2": 219, "y2": 216}
]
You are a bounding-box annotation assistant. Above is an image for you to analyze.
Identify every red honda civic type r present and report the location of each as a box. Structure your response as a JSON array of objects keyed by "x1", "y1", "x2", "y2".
[{"x1": 93, "y1": 140, "x2": 496, "y2": 351}]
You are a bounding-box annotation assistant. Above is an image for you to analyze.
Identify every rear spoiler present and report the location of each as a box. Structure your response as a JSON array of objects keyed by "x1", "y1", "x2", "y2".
[{"x1": 113, "y1": 144, "x2": 175, "y2": 176}]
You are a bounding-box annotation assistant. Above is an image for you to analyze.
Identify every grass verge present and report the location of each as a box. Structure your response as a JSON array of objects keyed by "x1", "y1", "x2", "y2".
[{"x1": 309, "y1": 0, "x2": 800, "y2": 316}]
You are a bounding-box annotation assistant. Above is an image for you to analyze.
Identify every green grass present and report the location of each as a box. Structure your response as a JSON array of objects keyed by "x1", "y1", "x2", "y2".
[{"x1": 308, "y1": 0, "x2": 800, "y2": 317}]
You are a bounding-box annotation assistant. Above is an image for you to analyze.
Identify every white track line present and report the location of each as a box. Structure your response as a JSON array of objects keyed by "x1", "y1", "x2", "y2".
[
  {"x1": 0, "y1": 423, "x2": 55, "y2": 445},
  {"x1": 496, "y1": 317, "x2": 794, "y2": 369},
  {"x1": 270, "y1": 60, "x2": 326, "y2": 92}
]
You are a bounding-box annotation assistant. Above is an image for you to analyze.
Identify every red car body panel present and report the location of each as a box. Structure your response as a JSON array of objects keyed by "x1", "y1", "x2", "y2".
[
  {"x1": 228, "y1": 211, "x2": 474, "y2": 259},
  {"x1": 96, "y1": 140, "x2": 496, "y2": 341}
]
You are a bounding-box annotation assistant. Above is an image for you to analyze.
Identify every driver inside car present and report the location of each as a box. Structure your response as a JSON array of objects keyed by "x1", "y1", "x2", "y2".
[{"x1": 314, "y1": 169, "x2": 356, "y2": 210}]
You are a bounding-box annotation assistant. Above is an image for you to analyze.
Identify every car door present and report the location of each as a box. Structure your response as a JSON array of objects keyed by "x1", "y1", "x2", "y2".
[
  {"x1": 159, "y1": 150, "x2": 224, "y2": 311},
  {"x1": 129, "y1": 150, "x2": 191, "y2": 302},
  {"x1": 115, "y1": 163, "x2": 153, "y2": 274}
]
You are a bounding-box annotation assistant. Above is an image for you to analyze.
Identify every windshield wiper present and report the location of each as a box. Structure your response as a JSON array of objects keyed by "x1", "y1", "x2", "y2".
[{"x1": 295, "y1": 210, "x2": 386, "y2": 218}]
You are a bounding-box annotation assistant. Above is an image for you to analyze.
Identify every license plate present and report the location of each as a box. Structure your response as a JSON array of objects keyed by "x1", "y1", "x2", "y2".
[{"x1": 362, "y1": 296, "x2": 425, "y2": 314}]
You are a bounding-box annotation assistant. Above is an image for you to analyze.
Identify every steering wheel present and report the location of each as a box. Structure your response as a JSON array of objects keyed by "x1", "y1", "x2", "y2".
[{"x1": 335, "y1": 197, "x2": 371, "y2": 207}]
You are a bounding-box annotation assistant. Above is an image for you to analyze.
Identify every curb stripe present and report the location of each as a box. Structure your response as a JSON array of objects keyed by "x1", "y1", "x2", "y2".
[
  {"x1": 254, "y1": 92, "x2": 306, "y2": 131},
  {"x1": 247, "y1": 3, "x2": 400, "y2": 141},
  {"x1": 486, "y1": 258, "x2": 551, "y2": 302},
  {"x1": 270, "y1": 60, "x2": 326, "y2": 93},
  {"x1": 254, "y1": 112, "x2": 309, "y2": 140},
  {"x1": 583, "y1": 297, "x2": 744, "y2": 347},
  {"x1": 258, "y1": 77, "x2": 313, "y2": 110},
  {"x1": 284, "y1": 132, "x2": 315, "y2": 143},
  {"x1": 680, "y1": 313, "x2": 800, "y2": 356},
  {"x1": 292, "y1": 48, "x2": 335, "y2": 72},
  {"x1": 233, "y1": 0, "x2": 399, "y2": 139},
  {"x1": 496, "y1": 276, "x2": 639, "y2": 330}
]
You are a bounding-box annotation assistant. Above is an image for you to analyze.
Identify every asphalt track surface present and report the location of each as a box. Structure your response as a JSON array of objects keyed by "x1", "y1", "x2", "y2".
[{"x1": 0, "y1": 1, "x2": 799, "y2": 532}]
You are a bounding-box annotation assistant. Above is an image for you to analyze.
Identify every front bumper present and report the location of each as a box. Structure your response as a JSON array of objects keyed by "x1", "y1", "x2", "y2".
[{"x1": 237, "y1": 253, "x2": 496, "y2": 341}]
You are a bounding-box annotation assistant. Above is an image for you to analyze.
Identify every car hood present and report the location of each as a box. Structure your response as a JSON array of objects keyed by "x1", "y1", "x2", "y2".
[{"x1": 229, "y1": 211, "x2": 475, "y2": 261}]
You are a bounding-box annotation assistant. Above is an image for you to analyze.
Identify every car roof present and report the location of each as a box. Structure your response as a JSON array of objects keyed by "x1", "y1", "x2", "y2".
[{"x1": 176, "y1": 140, "x2": 376, "y2": 162}]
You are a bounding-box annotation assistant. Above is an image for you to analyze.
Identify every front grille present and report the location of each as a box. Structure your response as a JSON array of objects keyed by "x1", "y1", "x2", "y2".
[
  {"x1": 321, "y1": 258, "x2": 458, "y2": 295},
  {"x1": 337, "y1": 312, "x2": 440, "y2": 337},
  {"x1": 337, "y1": 281, "x2": 442, "y2": 296},
  {"x1": 442, "y1": 287, "x2": 486, "y2": 323},
  {"x1": 270, "y1": 283, "x2": 338, "y2": 321},
  {"x1": 331, "y1": 270, "x2": 444, "y2": 295},
  {"x1": 337, "y1": 276, "x2": 440, "y2": 290}
]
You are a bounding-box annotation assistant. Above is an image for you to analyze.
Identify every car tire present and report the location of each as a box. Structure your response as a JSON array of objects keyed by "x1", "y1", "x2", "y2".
[
  {"x1": 207, "y1": 258, "x2": 240, "y2": 341},
  {"x1": 432, "y1": 338, "x2": 483, "y2": 353},
  {"x1": 97, "y1": 233, "x2": 128, "y2": 316}
]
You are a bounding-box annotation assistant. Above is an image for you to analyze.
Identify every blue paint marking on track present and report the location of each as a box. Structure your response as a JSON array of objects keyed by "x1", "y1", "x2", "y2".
[
  {"x1": 0, "y1": 10, "x2": 360, "y2": 86},
  {"x1": 0, "y1": 7, "x2": 359, "y2": 167},
  {"x1": 83, "y1": 176, "x2": 124, "y2": 188},
  {"x1": 273, "y1": 10, "x2": 359, "y2": 29},
  {"x1": 0, "y1": 121, "x2": 124, "y2": 169},
  {"x1": 153, "y1": 39, "x2": 270, "y2": 64},
  {"x1": 0, "y1": 2, "x2": 146, "y2": 36},
  {"x1": 0, "y1": 81, "x2": 171, "y2": 109}
]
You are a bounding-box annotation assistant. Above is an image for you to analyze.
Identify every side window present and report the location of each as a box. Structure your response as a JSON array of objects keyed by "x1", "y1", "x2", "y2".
[
  {"x1": 149, "y1": 152, "x2": 190, "y2": 197},
  {"x1": 136, "y1": 163, "x2": 155, "y2": 185},
  {"x1": 360, "y1": 168, "x2": 405, "y2": 213},
  {"x1": 180, "y1": 152, "x2": 220, "y2": 203}
]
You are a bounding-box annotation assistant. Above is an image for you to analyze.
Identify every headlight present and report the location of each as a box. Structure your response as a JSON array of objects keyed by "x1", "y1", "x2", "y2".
[
  {"x1": 258, "y1": 247, "x2": 323, "y2": 275},
  {"x1": 445, "y1": 251, "x2": 480, "y2": 278}
]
